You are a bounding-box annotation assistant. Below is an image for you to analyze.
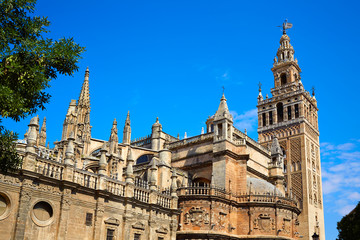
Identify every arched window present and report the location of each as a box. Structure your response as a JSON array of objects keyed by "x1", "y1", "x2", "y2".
[
  {"x1": 136, "y1": 154, "x2": 154, "y2": 165},
  {"x1": 281, "y1": 73, "x2": 287, "y2": 85},
  {"x1": 277, "y1": 103, "x2": 284, "y2": 122},
  {"x1": 292, "y1": 162, "x2": 296, "y2": 172},
  {"x1": 297, "y1": 161, "x2": 301, "y2": 171}
]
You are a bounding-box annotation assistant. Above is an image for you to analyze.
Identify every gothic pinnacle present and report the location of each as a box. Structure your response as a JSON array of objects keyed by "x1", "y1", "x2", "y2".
[
  {"x1": 214, "y1": 92, "x2": 232, "y2": 121},
  {"x1": 125, "y1": 111, "x2": 130, "y2": 126},
  {"x1": 78, "y1": 67, "x2": 90, "y2": 107},
  {"x1": 123, "y1": 111, "x2": 131, "y2": 144},
  {"x1": 39, "y1": 117, "x2": 47, "y2": 146}
]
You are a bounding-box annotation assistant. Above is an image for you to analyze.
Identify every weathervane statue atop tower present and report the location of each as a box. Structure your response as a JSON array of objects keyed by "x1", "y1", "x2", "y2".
[{"x1": 278, "y1": 19, "x2": 293, "y2": 34}]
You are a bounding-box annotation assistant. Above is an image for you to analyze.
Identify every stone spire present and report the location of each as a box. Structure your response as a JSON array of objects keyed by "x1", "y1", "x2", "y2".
[
  {"x1": 271, "y1": 22, "x2": 301, "y2": 95},
  {"x1": 123, "y1": 111, "x2": 131, "y2": 145},
  {"x1": 213, "y1": 93, "x2": 234, "y2": 142},
  {"x1": 77, "y1": 67, "x2": 90, "y2": 108},
  {"x1": 39, "y1": 117, "x2": 47, "y2": 147},
  {"x1": 109, "y1": 118, "x2": 118, "y2": 154},
  {"x1": 214, "y1": 93, "x2": 233, "y2": 121},
  {"x1": 73, "y1": 68, "x2": 92, "y2": 154}
]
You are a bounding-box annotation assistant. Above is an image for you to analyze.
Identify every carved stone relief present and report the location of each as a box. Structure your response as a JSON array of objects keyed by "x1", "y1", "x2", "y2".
[
  {"x1": 217, "y1": 212, "x2": 227, "y2": 230},
  {"x1": 282, "y1": 217, "x2": 291, "y2": 234},
  {"x1": 253, "y1": 214, "x2": 275, "y2": 232},
  {"x1": 184, "y1": 207, "x2": 209, "y2": 227}
]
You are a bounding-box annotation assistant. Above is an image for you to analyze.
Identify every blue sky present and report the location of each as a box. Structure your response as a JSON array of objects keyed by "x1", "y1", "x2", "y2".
[{"x1": 3, "y1": 0, "x2": 360, "y2": 238}]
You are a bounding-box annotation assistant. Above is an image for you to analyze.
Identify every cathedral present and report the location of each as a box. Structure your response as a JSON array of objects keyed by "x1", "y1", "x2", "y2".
[{"x1": 0, "y1": 26, "x2": 324, "y2": 240}]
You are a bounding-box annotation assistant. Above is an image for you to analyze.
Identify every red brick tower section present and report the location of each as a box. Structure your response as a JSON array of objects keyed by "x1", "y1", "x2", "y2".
[{"x1": 257, "y1": 24, "x2": 325, "y2": 240}]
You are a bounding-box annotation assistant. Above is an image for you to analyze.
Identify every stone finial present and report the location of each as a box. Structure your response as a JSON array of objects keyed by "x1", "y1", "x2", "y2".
[
  {"x1": 109, "y1": 118, "x2": 118, "y2": 154},
  {"x1": 214, "y1": 93, "x2": 233, "y2": 121},
  {"x1": 125, "y1": 148, "x2": 134, "y2": 183},
  {"x1": 152, "y1": 116, "x2": 161, "y2": 128},
  {"x1": 26, "y1": 116, "x2": 39, "y2": 151},
  {"x1": 99, "y1": 143, "x2": 108, "y2": 175},
  {"x1": 171, "y1": 169, "x2": 178, "y2": 196},
  {"x1": 182, "y1": 176, "x2": 187, "y2": 187},
  {"x1": 210, "y1": 172, "x2": 215, "y2": 188},
  {"x1": 65, "y1": 132, "x2": 75, "y2": 165},
  {"x1": 149, "y1": 157, "x2": 157, "y2": 189},
  {"x1": 184, "y1": 132, "x2": 187, "y2": 139},
  {"x1": 270, "y1": 137, "x2": 283, "y2": 156},
  {"x1": 201, "y1": 127, "x2": 204, "y2": 135}
]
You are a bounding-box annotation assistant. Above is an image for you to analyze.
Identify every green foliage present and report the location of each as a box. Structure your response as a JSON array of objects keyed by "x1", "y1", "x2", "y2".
[
  {"x1": 0, "y1": 0, "x2": 85, "y2": 171},
  {"x1": 0, "y1": 0, "x2": 85, "y2": 121},
  {"x1": 0, "y1": 123, "x2": 21, "y2": 171},
  {"x1": 337, "y1": 202, "x2": 360, "y2": 240}
]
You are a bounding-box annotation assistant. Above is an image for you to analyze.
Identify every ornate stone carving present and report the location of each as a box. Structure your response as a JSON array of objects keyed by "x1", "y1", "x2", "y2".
[
  {"x1": 217, "y1": 211, "x2": 227, "y2": 229},
  {"x1": 253, "y1": 214, "x2": 275, "y2": 232},
  {"x1": 20, "y1": 189, "x2": 32, "y2": 202},
  {"x1": 282, "y1": 217, "x2": 291, "y2": 234},
  {"x1": 184, "y1": 207, "x2": 209, "y2": 227},
  {"x1": 62, "y1": 198, "x2": 71, "y2": 210}
]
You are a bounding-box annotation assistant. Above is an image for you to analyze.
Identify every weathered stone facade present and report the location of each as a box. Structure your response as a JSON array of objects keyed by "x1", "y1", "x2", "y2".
[{"x1": 0, "y1": 28, "x2": 324, "y2": 240}]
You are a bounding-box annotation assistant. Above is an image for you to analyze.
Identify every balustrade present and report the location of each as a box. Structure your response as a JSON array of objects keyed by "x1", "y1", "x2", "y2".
[
  {"x1": 74, "y1": 169, "x2": 97, "y2": 189},
  {"x1": 35, "y1": 159, "x2": 64, "y2": 180},
  {"x1": 106, "y1": 178, "x2": 125, "y2": 197},
  {"x1": 178, "y1": 185, "x2": 298, "y2": 208}
]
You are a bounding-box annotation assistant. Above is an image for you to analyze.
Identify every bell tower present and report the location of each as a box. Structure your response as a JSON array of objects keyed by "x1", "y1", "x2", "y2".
[{"x1": 257, "y1": 21, "x2": 325, "y2": 240}]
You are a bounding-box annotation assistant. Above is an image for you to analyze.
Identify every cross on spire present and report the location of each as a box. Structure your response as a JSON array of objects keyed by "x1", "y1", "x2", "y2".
[
  {"x1": 222, "y1": 86, "x2": 225, "y2": 94},
  {"x1": 258, "y1": 82, "x2": 262, "y2": 92},
  {"x1": 312, "y1": 86, "x2": 316, "y2": 96}
]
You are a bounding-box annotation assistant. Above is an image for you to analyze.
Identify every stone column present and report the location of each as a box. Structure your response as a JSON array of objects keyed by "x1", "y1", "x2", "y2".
[
  {"x1": 13, "y1": 184, "x2": 32, "y2": 240},
  {"x1": 56, "y1": 189, "x2": 72, "y2": 240},
  {"x1": 93, "y1": 199, "x2": 105, "y2": 240}
]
